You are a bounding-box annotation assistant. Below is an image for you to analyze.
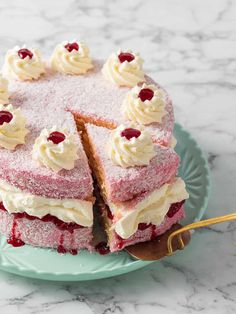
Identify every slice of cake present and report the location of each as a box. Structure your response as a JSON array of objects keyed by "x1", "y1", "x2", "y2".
[
  {"x1": 85, "y1": 124, "x2": 188, "y2": 252},
  {"x1": 0, "y1": 82, "x2": 94, "y2": 254},
  {"x1": 0, "y1": 125, "x2": 94, "y2": 254}
]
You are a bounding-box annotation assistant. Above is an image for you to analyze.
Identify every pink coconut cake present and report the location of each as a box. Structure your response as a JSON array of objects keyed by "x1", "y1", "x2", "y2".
[{"x1": 0, "y1": 53, "x2": 181, "y2": 255}]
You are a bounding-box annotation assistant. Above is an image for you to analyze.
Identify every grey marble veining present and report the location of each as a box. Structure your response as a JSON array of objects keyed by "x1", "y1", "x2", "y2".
[{"x1": 0, "y1": 0, "x2": 235, "y2": 313}]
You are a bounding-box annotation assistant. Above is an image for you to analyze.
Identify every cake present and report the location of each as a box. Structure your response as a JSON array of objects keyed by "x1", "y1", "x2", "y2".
[
  {"x1": 85, "y1": 124, "x2": 188, "y2": 251},
  {"x1": 0, "y1": 42, "x2": 188, "y2": 255}
]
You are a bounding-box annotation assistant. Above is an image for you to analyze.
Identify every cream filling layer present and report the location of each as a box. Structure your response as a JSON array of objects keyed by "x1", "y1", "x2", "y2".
[
  {"x1": 110, "y1": 177, "x2": 189, "y2": 239},
  {"x1": 0, "y1": 180, "x2": 93, "y2": 227}
]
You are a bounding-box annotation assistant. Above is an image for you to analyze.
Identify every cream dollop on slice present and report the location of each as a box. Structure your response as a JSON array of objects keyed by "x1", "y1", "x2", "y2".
[
  {"x1": 122, "y1": 83, "x2": 167, "y2": 124},
  {"x1": 2, "y1": 46, "x2": 45, "y2": 81},
  {"x1": 111, "y1": 177, "x2": 189, "y2": 239},
  {"x1": 102, "y1": 50, "x2": 145, "y2": 87},
  {"x1": 0, "y1": 74, "x2": 9, "y2": 104},
  {"x1": 0, "y1": 180, "x2": 93, "y2": 227},
  {"x1": 0, "y1": 104, "x2": 28, "y2": 150},
  {"x1": 32, "y1": 127, "x2": 79, "y2": 173},
  {"x1": 50, "y1": 40, "x2": 93, "y2": 75},
  {"x1": 107, "y1": 124, "x2": 156, "y2": 168}
]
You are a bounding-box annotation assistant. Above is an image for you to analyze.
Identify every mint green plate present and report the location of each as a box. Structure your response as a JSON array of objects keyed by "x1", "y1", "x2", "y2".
[{"x1": 0, "y1": 124, "x2": 210, "y2": 281}]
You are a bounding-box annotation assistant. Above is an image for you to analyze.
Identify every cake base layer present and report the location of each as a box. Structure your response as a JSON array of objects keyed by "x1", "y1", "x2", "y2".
[
  {"x1": 97, "y1": 192, "x2": 185, "y2": 252},
  {"x1": 109, "y1": 206, "x2": 185, "y2": 252},
  {"x1": 0, "y1": 208, "x2": 94, "y2": 254}
]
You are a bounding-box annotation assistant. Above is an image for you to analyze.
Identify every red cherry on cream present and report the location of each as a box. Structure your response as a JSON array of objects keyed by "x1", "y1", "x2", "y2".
[
  {"x1": 47, "y1": 131, "x2": 65, "y2": 144},
  {"x1": 18, "y1": 48, "x2": 33, "y2": 59},
  {"x1": 138, "y1": 88, "x2": 154, "y2": 102},
  {"x1": 121, "y1": 128, "x2": 141, "y2": 140},
  {"x1": 64, "y1": 42, "x2": 79, "y2": 52},
  {"x1": 118, "y1": 52, "x2": 135, "y2": 63},
  {"x1": 0, "y1": 111, "x2": 13, "y2": 125}
]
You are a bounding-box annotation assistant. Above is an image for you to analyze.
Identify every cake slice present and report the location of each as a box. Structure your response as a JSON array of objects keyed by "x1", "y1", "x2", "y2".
[
  {"x1": 85, "y1": 124, "x2": 188, "y2": 251},
  {"x1": 0, "y1": 81, "x2": 94, "y2": 254}
]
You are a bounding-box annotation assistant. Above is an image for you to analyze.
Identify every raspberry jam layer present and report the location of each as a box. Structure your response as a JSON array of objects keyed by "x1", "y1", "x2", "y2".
[
  {"x1": 167, "y1": 200, "x2": 185, "y2": 218},
  {"x1": 95, "y1": 241, "x2": 110, "y2": 255},
  {"x1": 0, "y1": 202, "x2": 84, "y2": 254}
]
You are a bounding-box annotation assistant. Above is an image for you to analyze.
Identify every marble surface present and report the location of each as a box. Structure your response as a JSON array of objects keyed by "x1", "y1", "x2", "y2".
[{"x1": 0, "y1": 0, "x2": 235, "y2": 313}]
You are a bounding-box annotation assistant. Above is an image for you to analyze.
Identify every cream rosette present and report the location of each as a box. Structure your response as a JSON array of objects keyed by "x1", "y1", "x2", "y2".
[
  {"x1": 107, "y1": 124, "x2": 156, "y2": 168},
  {"x1": 2, "y1": 46, "x2": 45, "y2": 81},
  {"x1": 122, "y1": 83, "x2": 167, "y2": 125},
  {"x1": 50, "y1": 40, "x2": 93, "y2": 75},
  {"x1": 102, "y1": 50, "x2": 145, "y2": 87},
  {"x1": 0, "y1": 104, "x2": 29, "y2": 150},
  {"x1": 32, "y1": 127, "x2": 79, "y2": 173},
  {"x1": 0, "y1": 74, "x2": 9, "y2": 104}
]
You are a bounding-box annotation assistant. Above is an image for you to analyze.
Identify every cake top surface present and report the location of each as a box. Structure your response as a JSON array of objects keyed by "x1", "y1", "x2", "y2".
[{"x1": 7, "y1": 60, "x2": 173, "y2": 143}]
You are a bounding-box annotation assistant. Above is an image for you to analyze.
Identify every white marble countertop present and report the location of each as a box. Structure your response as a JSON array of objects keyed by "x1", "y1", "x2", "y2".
[{"x1": 0, "y1": 0, "x2": 235, "y2": 313}]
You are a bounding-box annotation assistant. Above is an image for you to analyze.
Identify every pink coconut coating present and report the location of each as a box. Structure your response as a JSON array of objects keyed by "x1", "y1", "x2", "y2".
[
  {"x1": 109, "y1": 205, "x2": 185, "y2": 252},
  {"x1": 1, "y1": 73, "x2": 93, "y2": 199},
  {"x1": 0, "y1": 210, "x2": 94, "y2": 252},
  {"x1": 86, "y1": 124, "x2": 179, "y2": 203}
]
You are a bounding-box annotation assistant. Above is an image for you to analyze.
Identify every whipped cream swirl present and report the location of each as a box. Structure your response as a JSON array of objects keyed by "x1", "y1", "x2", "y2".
[
  {"x1": 32, "y1": 127, "x2": 79, "y2": 173},
  {"x1": 107, "y1": 124, "x2": 156, "y2": 168},
  {"x1": 2, "y1": 46, "x2": 45, "y2": 81},
  {"x1": 122, "y1": 83, "x2": 167, "y2": 125},
  {"x1": 50, "y1": 40, "x2": 93, "y2": 75},
  {"x1": 102, "y1": 50, "x2": 145, "y2": 87},
  {"x1": 0, "y1": 74, "x2": 9, "y2": 104},
  {"x1": 0, "y1": 104, "x2": 28, "y2": 150}
]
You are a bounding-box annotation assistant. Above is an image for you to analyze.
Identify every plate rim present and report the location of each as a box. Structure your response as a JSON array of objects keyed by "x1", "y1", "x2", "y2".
[{"x1": 0, "y1": 123, "x2": 211, "y2": 281}]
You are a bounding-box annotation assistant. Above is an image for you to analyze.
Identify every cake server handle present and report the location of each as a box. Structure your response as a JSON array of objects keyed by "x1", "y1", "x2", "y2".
[{"x1": 167, "y1": 213, "x2": 236, "y2": 255}]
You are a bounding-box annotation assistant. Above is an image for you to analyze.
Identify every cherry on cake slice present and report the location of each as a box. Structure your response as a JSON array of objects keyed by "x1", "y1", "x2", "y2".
[{"x1": 85, "y1": 124, "x2": 188, "y2": 252}]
